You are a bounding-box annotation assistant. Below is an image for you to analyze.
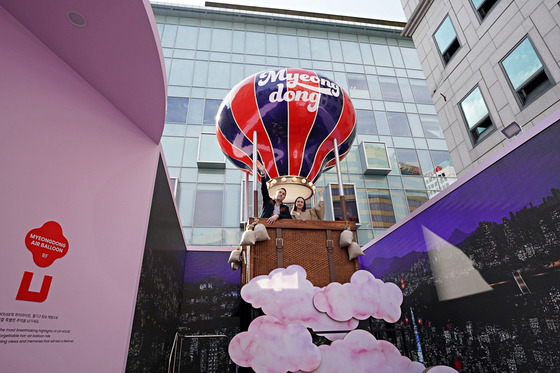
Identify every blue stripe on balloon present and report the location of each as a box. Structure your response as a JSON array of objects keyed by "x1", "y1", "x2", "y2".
[
  {"x1": 216, "y1": 101, "x2": 254, "y2": 160},
  {"x1": 300, "y1": 85, "x2": 345, "y2": 178}
]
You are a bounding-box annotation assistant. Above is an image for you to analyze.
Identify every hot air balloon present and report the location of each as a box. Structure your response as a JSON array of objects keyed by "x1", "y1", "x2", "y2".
[{"x1": 216, "y1": 68, "x2": 356, "y2": 203}]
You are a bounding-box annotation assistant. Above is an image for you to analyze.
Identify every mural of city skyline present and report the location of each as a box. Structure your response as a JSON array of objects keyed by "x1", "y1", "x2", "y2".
[
  {"x1": 127, "y1": 159, "x2": 187, "y2": 373},
  {"x1": 179, "y1": 251, "x2": 241, "y2": 372},
  {"x1": 360, "y1": 120, "x2": 560, "y2": 371}
]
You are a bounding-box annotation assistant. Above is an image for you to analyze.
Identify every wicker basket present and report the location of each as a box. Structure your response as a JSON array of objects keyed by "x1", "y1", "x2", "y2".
[{"x1": 241, "y1": 219, "x2": 359, "y2": 287}]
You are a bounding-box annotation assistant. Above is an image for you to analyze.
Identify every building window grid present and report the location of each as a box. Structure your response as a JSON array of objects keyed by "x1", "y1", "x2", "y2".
[{"x1": 156, "y1": 15, "x2": 452, "y2": 245}]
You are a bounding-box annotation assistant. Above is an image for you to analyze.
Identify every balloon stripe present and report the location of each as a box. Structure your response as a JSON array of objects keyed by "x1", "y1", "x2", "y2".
[
  {"x1": 217, "y1": 100, "x2": 254, "y2": 160},
  {"x1": 299, "y1": 78, "x2": 345, "y2": 178},
  {"x1": 286, "y1": 68, "x2": 319, "y2": 176},
  {"x1": 216, "y1": 126, "x2": 253, "y2": 172},
  {"x1": 253, "y1": 71, "x2": 288, "y2": 178},
  {"x1": 216, "y1": 68, "x2": 356, "y2": 189},
  {"x1": 306, "y1": 90, "x2": 356, "y2": 180},
  {"x1": 231, "y1": 75, "x2": 280, "y2": 178}
]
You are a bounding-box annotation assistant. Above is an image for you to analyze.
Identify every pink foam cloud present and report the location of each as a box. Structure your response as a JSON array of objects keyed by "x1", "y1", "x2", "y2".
[
  {"x1": 228, "y1": 315, "x2": 321, "y2": 373},
  {"x1": 241, "y1": 265, "x2": 358, "y2": 340},
  {"x1": 313, "y1": 270, "x2": 403, "y2": 323},
  {"x1": 296, "y1": 329, "x2": 425, "y2": 373}
]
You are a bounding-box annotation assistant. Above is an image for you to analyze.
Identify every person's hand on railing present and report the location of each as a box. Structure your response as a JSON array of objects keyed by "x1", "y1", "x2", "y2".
[{"x1": 267, "y1": 214, "x2": 279, "y2": 224}]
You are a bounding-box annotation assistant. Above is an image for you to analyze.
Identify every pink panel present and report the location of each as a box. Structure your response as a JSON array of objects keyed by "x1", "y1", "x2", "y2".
[
  {"x1": 0, "y1": 5, "x2": 160, "y2": 372},
  {"x1": 0, "y1": 0, "x2": 167, "y2": 143}
]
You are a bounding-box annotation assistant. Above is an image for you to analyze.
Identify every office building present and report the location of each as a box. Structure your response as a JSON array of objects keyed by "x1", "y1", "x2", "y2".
[
  {"x1": 401, "y1": 0, "x2": 560, "y2": 176},
  {"x1": 152, "y1": 2, "x2": 457, "y2": 247}
]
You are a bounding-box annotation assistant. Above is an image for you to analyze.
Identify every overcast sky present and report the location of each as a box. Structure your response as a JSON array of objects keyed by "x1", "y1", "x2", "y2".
[{"x1": 157, "y1": 0, "x2": 407, "y2": 22}]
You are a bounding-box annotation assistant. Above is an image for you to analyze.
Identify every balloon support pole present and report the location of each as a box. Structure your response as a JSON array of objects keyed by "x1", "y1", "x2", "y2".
[
  {"x1": 333, "y1": 138, "x2": 348, "y2": 221},
  {"x1": 253, "y1": 131, "x2": 258, "y2": 218}
]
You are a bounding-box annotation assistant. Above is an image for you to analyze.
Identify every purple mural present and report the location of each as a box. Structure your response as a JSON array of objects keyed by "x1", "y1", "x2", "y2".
[
  {"x1": 179, "y1": 250, "x2": 241, "y2": 372},
  {"x1": 360, "y1": 120, "x2": 560, "y2": 371}
]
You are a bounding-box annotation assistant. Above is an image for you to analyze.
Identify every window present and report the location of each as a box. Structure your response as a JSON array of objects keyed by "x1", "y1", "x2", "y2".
[
  {"x1": 355, "y1": 109, "x2": 377, "y2": 135},
  {"x1": 434, "y1": 16, "x2": 461, "y2": 65},
  {"x1": 193, "y1": 184, "x2": 223, "y2": 226},
  {"x1": 410, "y1": 79, "x2": 433, "y2": 104},
  {"x1": 187, "y1": 98, "x2": 204, "y2": 124},
  {"x1": 210, "y1": 28, "x2": 232, "y2": 52},
  {"x1": 501, "y1": 37, "x2": 553, "y2": 107},
  {"x1": 379, "y1": 76, "x2": 403, "y2": 102},
  {"x1": 341, "y1": 41, "x2": 363, "y2": 64},
  {"x1": 395, "y1": 148, "x2": 422, "y2": 176},
  {"x1": 420, "y1": 115, "x2": 444, "y2": 139},
  {"x1": 169, "y1": 177, "x2": 178, "y2": 197},
  {"x1": 347, "y1": 73, "x2": 370, "y2": 99},
  {"x1": 310, "y1": 38, "x2": 331, "y2": 60},
  {"x1": 203, "y1": 99, "x2": 222, "y2": 125},
  {"x1": 279, "y1": 35, "x2": 299, "y2": 58},
  {"x1": 197, "y1": 133, "x2": 225, "y2": 168},
  {"x1": 245, "y1": 32, "x2": 265, "y2": 55},
  {"x1": 387, "y1": 112, "x2": 412, "y2": 137},
  {"x1": 430, "y1": 150, "x2": 457, "y2": 189},
  {"x1": 366, "y1": 188, "x2": 396, "y2": 228},
  {"x1": 329, "y1": 184, "x2": 360, "y2": 223},
  {"x1": 371, "y1": 44, "x2": 392, "y2": 66},
  {"x1": 471, "y1": 0, "x2": 499, "y2": 21},
  {"x1": 459, "y1": 86, "x2": 495, "y2": 144},
  {"x1": 359, "y1": 141, "x2": 391, "y2": 175},
  {"x1": 405, "y1": 190, "x2": 429, "y2": 213},
  {"x1": 165, "y1": 97, "x2": 189, "y2": 123}
]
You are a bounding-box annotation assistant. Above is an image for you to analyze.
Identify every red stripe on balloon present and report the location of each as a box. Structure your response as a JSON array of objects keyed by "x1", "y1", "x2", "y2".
[
  {"x1": 286, "y1": 68, "x2": 319, "y2": 176},
  {"x1": 230, "y1": 75, "x2": 280, "y2": 178}
]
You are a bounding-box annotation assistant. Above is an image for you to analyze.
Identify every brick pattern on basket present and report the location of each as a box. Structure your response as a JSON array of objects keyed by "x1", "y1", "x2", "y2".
[{"x1": 242, "y1": 219, "x2": 359, "y2": 287}]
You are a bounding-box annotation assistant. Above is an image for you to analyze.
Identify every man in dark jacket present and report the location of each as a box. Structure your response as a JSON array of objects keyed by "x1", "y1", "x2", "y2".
[{"x1": 256, "y1": 161, "x2": 292, "y2": 224}]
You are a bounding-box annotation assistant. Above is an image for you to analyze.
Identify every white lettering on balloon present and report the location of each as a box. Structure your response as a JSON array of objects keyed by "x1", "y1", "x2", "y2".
[{"x1": 257, "y1": 70, "x2": 340, "y2": 113}]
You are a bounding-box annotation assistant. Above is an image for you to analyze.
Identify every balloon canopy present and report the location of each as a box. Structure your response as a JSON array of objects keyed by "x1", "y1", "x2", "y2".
[{"x1": 216, "y1": 68, "x2": 356, "y2": 203}]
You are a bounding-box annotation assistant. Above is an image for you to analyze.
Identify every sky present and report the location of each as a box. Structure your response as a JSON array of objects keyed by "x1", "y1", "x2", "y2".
[{"x1": 156, "y1": 0, "x2": 407, "y2": 22}]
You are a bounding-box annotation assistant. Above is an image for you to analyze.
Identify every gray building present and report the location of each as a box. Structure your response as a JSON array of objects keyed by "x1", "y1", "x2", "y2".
[
  {"x1": 152, "y1": 2, "x2": 457, "y2": 248},
  {"x1": 401, "y1": 0, "x2": 560, "y2": 176}
]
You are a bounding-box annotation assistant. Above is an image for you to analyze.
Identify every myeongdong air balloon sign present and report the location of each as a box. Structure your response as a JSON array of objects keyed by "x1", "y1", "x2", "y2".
[{"x1": 216, "y1": 68, "x2": 356, "y2": 203}]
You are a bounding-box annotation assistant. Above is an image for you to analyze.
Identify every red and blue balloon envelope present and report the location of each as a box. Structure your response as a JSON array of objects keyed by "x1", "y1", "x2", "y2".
[{"x1": 216, "y1": 68, "x2": 356, "y2": 203}]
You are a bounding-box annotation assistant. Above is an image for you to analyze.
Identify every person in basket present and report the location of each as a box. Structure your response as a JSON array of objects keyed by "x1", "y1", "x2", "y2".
[
  {"x1": 291, "y1": 187, "x2": 325, "y2": 221},
  {"x1": 256, "y1": 160, "x2": 292, "y2": 224}
]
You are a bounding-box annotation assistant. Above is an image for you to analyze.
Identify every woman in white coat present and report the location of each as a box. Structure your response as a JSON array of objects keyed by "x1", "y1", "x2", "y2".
[{"x1": 291, "y1": 187, "x2": 325, "y2": 220}]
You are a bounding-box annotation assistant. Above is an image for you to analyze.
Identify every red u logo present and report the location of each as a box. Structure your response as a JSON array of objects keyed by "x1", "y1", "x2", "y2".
[{"x1": 15, "y1": 271, "x2": 53, "y2": 303}]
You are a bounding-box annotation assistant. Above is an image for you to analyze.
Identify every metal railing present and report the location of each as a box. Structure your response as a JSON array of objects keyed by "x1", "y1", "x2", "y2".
[{"x1": 168, "y1": 333, "x2": 230, "y2": 373}]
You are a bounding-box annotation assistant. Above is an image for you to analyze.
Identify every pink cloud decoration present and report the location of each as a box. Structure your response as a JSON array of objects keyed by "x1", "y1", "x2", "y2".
[
  {"x1": 313, "y1": 270, "x2": 403, "y2": 323},
  {"x1": 241, "y1": 265, "x2": 358, "y2": 340},
  {"x1": 228, "y1": 315, "x2": 321, "y2": 373},
  {"x1": 297, "y1": 329, "x2": 425, "y2": 373}
]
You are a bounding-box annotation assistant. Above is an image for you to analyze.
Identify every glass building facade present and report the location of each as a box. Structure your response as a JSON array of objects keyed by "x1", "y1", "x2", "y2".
[{"x1": 152, "y1": 3, "x2": 456, "y2": 248}]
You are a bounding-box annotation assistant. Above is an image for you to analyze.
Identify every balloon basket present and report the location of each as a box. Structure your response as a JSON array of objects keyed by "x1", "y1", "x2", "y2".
[{"x1": 241, "y1": 219, "x2": 359, "y2": 287}]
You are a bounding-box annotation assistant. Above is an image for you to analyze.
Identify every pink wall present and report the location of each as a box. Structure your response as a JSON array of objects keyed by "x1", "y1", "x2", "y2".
[{"x1": 0, "y1": 4, "x2": 168, "y2": 372}]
